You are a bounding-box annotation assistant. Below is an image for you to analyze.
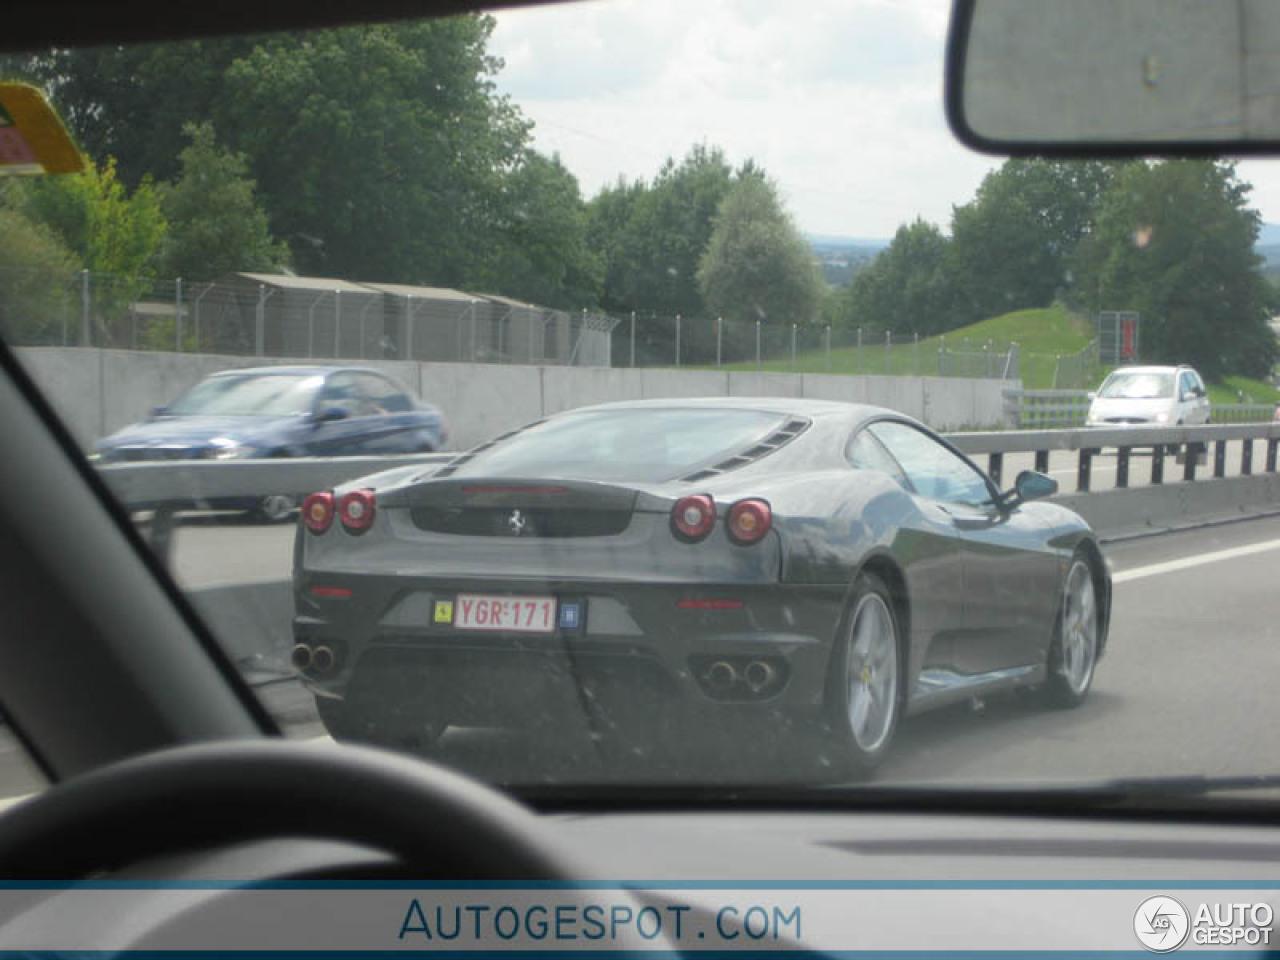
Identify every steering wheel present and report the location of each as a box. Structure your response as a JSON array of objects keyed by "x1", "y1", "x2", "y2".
[{"x1": 0, "y1": 740, "x2": 575, "y2": 880}]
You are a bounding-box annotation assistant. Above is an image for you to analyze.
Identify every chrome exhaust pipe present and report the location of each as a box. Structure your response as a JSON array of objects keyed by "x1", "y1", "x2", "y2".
[
  {"x1": 290, "y1": 644, "x2": 313, "y2": 671},
  {"x1": 743, "y1": 660, "x2": 776, "y2": 693},
  {"x1": 706, "y1": 661, "x2": 737, "y2": 692},
  {"x1": 311, "y1": 645, "x2": 336, "y2": 674}
]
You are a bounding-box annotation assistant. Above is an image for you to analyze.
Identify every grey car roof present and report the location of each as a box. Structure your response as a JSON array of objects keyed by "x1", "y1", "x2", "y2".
[
  {"x1": 562, "y1": 395, "x2": 907, "y2": 423},
  {"x1": 206, "y1": 365, "x2": 389, "y2": 378}
]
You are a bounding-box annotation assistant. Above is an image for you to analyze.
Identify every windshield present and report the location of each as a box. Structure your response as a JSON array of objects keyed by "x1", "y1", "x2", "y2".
[
  {"x1": 167, "y1": 374, "x2": 324, "y2": 416},
  {"x1": 1098, "y1": 372, "x2": 1175, "y2": 400},
  {"x1": 5, "y1": 0, "x2": 1280, "y2": 803},
  {"x1": 453, "y1": 408, "x2": 788, "y2": 482}
]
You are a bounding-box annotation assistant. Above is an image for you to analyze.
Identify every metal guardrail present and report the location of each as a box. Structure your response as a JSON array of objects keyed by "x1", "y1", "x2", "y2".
[
  {"x1": 97, "y1": 422, "x2": 1280, "y2": 565},
  {"x1": 100, "y1": 453, "x2": 452, "y2": 562},
  {"x1": 1003, "y1": 389, "x2": 1092, "y2": 429},
  {"x1": 951, "y1": 422, "x2": 1280, "y2": 492},
  {"x1": 1005, "y1": 388, "x2": 1278, "y2": 429}
]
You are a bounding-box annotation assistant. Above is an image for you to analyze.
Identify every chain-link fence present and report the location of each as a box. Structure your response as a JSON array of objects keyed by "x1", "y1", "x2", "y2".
[
  {"x1": 3, "y1": 267, "x2": 1027, "y2": 380},
  {"x1": 0, "y1": 269, "x2": 619, "y2": 366},
  {"x1": 606, "y1": 315, "x2": 1021, "y2": 379},
  {"x1": 1052, "y1": 340, "x2": 1101, "y2": 389}
]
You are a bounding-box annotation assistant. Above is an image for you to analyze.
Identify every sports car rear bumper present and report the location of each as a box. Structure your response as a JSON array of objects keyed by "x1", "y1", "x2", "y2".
[{"x1": 293, "y1": 577, "x2": 846, "y2": 730}]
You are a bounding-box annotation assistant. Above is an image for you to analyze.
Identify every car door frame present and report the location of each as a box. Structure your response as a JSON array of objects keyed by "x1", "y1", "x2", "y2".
[{"x1": 860, "y1": 417, "x2": 1060, "y2": 679}]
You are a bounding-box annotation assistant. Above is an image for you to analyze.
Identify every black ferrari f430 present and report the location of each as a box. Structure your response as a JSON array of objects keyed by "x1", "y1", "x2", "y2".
[{"x1": 292, "y1": 398, "x2": 1111, "y2": 774}]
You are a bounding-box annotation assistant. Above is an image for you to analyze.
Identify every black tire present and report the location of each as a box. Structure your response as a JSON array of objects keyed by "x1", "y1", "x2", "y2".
[
  {"x1": 1042, "y1": 551, "x2": 1101, "y2": 708},
  {"x1": 820, "y1": 571, "x2": 904, "y2": 777},
  {"x1": 314, "y1": 695, "x2": 445, "y2": 751}
]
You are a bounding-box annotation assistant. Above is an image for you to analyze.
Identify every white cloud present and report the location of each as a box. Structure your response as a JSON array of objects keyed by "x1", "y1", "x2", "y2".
[
  {"x1": 491, "y1": 0, "x2": 1280, "y2": 237},
  {"x1": 490, "y1": 0, "x2": 997, "y2": 238}
]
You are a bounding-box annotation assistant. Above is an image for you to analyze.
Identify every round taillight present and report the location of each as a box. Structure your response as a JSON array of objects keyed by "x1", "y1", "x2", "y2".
[
  {"x1": 339, "y1": 489, "x2": 377, "y2": 533},
  {"x1": 727, "y1": 498, "x2": 772, "y2": 545},
  {"x1": 672, "y1": 494, "x2": 716, "y2": 542},
  {"x1": 302, "y1": 492, "x2": 334, "y2": 534}
]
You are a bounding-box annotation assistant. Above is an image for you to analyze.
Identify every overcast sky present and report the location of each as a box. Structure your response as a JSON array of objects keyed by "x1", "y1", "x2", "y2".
[{"x1": 489, "y1": 0, "x2": 1280, "y2": 240}]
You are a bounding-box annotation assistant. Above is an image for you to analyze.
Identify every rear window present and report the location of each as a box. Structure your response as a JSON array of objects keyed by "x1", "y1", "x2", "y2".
[{"x1": 451, "y1": 408, "x2": 790, "y2": 483}]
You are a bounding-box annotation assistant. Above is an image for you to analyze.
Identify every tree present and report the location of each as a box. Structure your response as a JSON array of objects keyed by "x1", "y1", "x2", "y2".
[
  {"x1": 154, "y1": 122, "x2": 291, "y2": 282},
  {"x1": 15, "y1": 156, "x2": 166, "y2": 290},
  {"x1": 0, "y1": 202, "x2": 83, "y2": 345},
  {"x1": 697, "y1": 171, "x2": 824, "y2": 329},
  {"x1": 1073, "y1": 160, "x2": 1276, "y2": 380},
  {"x1": 7, "y1": 157, "x2": 166, "y2": 346},
  {"x1": 479, "y1": 150, "x2": 602, "y2": 309},
  {"x1": 585, "y1": 176, "x2": 649, "y2": 314},
  {"x1": 7, "y1": 18, "x2": 531, "y2": 286},
  {"x1": 589, "y1": 145, "x2": 735, "y2": 318},
  {"x1": 947, "y1": 159, "x2": 1120, "y2": 326},
  {"x1": 220, "y1": 19, "x2": 529, "y2": 283},
  {"x1": 842, "y1": 219, "x2": 954, "y2": 335},
  {"x1": 1, "y1": 38, "x2": 261, "y2": 188}
]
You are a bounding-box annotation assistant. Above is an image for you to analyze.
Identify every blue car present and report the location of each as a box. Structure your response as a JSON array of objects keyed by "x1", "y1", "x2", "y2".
[{"x1": 90, "y1": 366, "x2": 448, "y2": 520}]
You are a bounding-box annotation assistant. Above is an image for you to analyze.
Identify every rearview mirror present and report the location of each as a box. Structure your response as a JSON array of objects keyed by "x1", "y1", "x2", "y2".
[{"x1": 947, "y1": 0, "x2": 1280, "y2": 152}]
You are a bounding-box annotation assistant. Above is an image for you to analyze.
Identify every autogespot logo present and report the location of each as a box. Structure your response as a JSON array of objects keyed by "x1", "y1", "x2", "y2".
[{"x1": 1135, "y1": 896, "x2": 1191, "y2": 952}]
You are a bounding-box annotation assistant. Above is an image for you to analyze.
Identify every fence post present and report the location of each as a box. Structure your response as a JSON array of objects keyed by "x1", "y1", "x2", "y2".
[
  {"x1": 630, "y1": 311, "x2": 636, "y2": 367},
  {"x1": 255, "y1": 284, "x2": 266, "y2": 357},
  {"x1": 857, "y1": 327, "x2": 862, "y2": 373},
  {"x1": 470, "y1": 300, "x2": 478, "y2": 362},
  {"x1": 825, "y1": 324, "x2": 831, "y2": 372},
  {"x1": 79, "y1": 269, "x2": 91, "y2": 346},
  {"x1": 716, "y1": 317, "x2": 722, "y2": 369},
  {"x1": 334, "y1": 290, "x2": 341, "y2": 358},
  {"x1": 791, "y1": 323, "x2": 797, "y2": 371},
  {"x1": 405, "y1": 296, "x2": 414, "y2": 361},
  {"x1": 913, "y1": 332, "x2": 919, "y2": 375},
  {"x1": 675, "y1": 313, "x2": 681, "y2": 368},
  {"x1": 885, "y1": 329, "x2": 891, "y2": 375},
  {"x1": 193, "y1": 283, "x2": 213, "y2": 354},
  {"x1": 983, "y1": 343, "x2": 990, "y2": 378},
  {"x1": 755, "y1": 320, "x2": 761, "y2": 371},
  {"x1": 175, "y1": 277, "x2": 183, "y2": 352}
]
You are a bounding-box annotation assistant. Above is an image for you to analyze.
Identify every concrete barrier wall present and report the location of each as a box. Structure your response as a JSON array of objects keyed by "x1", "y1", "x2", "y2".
[{"x1": 15, "y1": 347, "x2": 1017, "y2": 450}]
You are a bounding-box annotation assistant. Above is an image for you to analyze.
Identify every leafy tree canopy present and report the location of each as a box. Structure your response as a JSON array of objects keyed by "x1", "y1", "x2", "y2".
[
  {"x1": 697, "y1": 170, "x2": 824, "y2": 328},
  {"x1": 1074, "y1": 160, "x2": 1277, "y2": 380},
  {"x1": 154, "y1": 122, "x2": 290, "y2": 282}
]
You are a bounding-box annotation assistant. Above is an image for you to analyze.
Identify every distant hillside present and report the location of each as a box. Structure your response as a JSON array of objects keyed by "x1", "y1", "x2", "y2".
[
  {"x1": 812, "y1": 225, "x2": 1280, "y2": 281},
  {"x1": 808, "y1": 234, "x2": 890, "y2": 287},
  {"x1": 1259, "y1": 222, "x2": 1280, "y2": 246},
  {"x1": 808, "y1": 233, "x2": 891, "y2": 250}
]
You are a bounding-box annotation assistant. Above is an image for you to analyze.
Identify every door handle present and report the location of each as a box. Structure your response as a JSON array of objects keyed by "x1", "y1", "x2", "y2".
[
  {"x1": 951, "y1": 513, "x2": 996, "y2": 531},
  {"x1": 933, "y1": 503, "x2": 995, "y2": 530}
]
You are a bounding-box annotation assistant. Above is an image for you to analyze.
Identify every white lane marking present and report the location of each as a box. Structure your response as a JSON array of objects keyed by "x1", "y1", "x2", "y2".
[
  {"x1": 1114, "y1": 538, "x2": 1280, "y2": 584},
  {"x1": 1049, "y1": 464, "x2": 1116, "y2": 477}
]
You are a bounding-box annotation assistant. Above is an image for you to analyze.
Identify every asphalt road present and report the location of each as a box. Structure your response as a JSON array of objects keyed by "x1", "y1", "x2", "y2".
[
  {"x1": 167, "y1": 511, "x2": 1280, "y2": 786},
  {"x1": 3, "y1": 511, "x2": 1278, "y2": 802}
]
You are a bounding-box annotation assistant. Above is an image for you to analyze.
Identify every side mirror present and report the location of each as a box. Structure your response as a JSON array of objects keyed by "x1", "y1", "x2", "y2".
[
  {"x1": 1014, "y1": 470, "x2": 1058, "y2": 503},
  {"x1": 1087, "y1": 391, "x2": 1097, "y2": 401},
  {"x1": 313, "y1": 405, "x2": 349, "y2": 424},
  {"x1": 997, "y1": 470, "x2": 1058, "y2": 512},
  {"x1": 151, "y1": 405, "x2": 168, "y2": 418}
]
